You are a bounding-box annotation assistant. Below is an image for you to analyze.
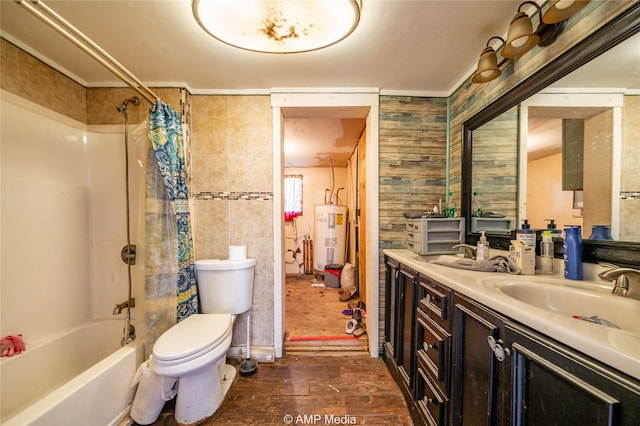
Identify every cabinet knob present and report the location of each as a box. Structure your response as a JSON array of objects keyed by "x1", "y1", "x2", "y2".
[
  {"x1": 423, "y1": 397, "x2": 433, "y2": 405},
  {"x1": 423, "y1": 342, "x2": 434, "y2": 351},
  {"x1": 487, "y1": 335, "x2": 511, "y2": 362}
]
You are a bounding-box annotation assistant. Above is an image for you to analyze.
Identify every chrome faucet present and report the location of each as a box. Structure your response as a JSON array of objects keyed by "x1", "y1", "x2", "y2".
[
  {"x1": 598, "y1": 267, "x2": 640, "y2": 300},
  {"x1": 453, "y1": 244, "x2": 477, "y2": 260},
  {"x1": 112, "y1": 298, "x2": 135, "y2": 315}
]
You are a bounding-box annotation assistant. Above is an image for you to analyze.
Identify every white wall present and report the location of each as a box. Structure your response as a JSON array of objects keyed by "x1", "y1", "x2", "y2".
[
  {"x1": 0, "y1": 95, "x2": 144, "y2": 345},
  {"x1": 283, "y1": 167, "x2": 348, "y2": 275}
]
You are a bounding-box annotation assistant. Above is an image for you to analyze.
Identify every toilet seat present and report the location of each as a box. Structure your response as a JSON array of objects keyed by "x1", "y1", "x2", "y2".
[{"x1": 153, "y1": 314, "x2": 233, "y2": 366}]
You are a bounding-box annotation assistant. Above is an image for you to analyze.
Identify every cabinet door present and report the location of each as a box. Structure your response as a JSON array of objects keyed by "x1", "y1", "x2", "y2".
[
  {"x1": 507, "y1": 323, "x2": 640, "y2": 426},
  {"x1": 398, "y1": 265, "x2": 418, "y2": 390},
  {"x1": 452, "y1": 295, "x2": 511, "y2": 426},
  {"x1": 384, "y1": 256, "x2": 400, "y2": 360}
]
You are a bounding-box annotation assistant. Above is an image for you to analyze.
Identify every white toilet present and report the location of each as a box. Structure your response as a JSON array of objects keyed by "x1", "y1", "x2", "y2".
[{"x1": 150, "y1": 258, "x2": 256, "y2": 426}]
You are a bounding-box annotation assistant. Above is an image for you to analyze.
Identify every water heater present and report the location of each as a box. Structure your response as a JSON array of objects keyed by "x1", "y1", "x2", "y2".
[{"x1": 313, "y1": 204, "x2": 348, "y2": 272}]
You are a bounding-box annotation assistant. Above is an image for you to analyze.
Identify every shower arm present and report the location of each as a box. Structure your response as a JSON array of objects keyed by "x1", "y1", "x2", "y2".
[{"x1": 16, "y1": 0, "x2": 158, "y2": 105}]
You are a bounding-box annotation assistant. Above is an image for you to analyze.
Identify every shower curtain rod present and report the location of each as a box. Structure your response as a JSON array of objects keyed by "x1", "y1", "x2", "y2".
[{"x1": 16, "y1": 0, "x2": 159, "y2": 105}]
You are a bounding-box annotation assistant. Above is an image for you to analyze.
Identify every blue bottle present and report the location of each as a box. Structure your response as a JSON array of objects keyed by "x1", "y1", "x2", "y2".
[{"x1": 563, "y1": 226, "x2": 583, "y2": 280}]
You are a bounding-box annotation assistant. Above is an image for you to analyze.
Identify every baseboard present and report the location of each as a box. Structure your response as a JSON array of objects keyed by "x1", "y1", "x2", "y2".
[{"x1": 227, "y1": 345, "x2": 276, "y2": 363}]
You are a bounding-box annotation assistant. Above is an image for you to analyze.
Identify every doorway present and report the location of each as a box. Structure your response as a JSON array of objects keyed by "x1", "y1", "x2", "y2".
[{"x1": 271, "y1": 92, "x2": 380, "y2": 358}]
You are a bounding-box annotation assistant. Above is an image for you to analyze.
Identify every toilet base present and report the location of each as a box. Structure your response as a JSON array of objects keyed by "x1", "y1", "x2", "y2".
[{"x1": 174, "y1": 359, "x2": 237, "y2": 426}]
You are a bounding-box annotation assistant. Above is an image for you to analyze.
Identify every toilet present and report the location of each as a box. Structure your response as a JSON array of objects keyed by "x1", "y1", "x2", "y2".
[{"x1": 150, "y1": 258, "x2": 256, "y2": 426}]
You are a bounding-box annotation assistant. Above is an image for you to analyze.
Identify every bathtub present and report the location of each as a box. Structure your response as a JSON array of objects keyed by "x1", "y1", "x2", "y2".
[{"x1": 0, "y1": 319, "x2": 144, "y2": 426}]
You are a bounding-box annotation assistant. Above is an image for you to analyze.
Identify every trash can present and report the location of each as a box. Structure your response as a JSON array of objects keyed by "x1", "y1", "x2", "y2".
[
  {"x1": 130, "y1": 355, "x2": 177, "y2": 425},
  {"x1": 324, "y1": 264, "x2": 343, "y2": 288}
]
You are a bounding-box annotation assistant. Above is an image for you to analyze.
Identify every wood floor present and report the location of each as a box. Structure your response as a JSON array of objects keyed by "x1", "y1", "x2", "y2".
[
  {"x1": 141, "y1": 275, "x2": 406, "y2": 426},
  {"x1": 284, "y1": 273, "x2": 368, "y2": 354},
  {"x1": 146, "y1": 356, "x2": 413, "y2": 425}
]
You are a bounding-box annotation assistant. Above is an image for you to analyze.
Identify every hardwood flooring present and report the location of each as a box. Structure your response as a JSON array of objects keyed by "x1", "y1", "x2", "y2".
[
  {"x1": 147, "y1": 356, "x2": 413, "y2": 425},
  {"x1": 284, "y1": 273, "x2": 368, "y2": 354}
]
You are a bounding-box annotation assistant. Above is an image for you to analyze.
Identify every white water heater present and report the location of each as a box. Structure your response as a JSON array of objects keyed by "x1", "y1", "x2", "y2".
[{"x1": 313, "y1": 204, "x2": 348, "y2": 272}]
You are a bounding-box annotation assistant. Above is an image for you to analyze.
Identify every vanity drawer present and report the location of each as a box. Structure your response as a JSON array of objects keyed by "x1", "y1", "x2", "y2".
[
  {"x1": 416, "y1": 309, "x2": 451, "y2": 395},
  {"x1": 416, "y1": 366, "x2": 448, "y2": 426},
  {"x1": 418, "y1": 275, "x2": 451, "y2": 328}
]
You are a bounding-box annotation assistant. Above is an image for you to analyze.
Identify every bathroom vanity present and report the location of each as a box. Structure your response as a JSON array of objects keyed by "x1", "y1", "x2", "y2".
[{"x1": 383, "y1": 249, "x2": 640, "y2": 426}]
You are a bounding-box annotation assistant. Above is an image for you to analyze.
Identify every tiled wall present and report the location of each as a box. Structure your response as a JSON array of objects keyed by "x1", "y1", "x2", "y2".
[
  {"x1": 190, "y1": 95, "x2": 274, "y2": 347},
  {"x1": 1, "y1": 39, "x2": 86, "y2": 122},
  {"x1": 621, "y1": 95, "x2": 640, "y2": 241}
]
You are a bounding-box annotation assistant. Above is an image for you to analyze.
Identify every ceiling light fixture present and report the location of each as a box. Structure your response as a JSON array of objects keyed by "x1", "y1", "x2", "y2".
[
  {"x1": 502, "y1": 1, "x2": 542, "y2": 58},
  {"x1": 472, "y1": 36, "x2": 506, "y2": 84},
  {"x1": 542, "y1": 0, "x2": 591, "y2": 24},
  {"x1": 192, "y1": 0, "x2": 361, "y2": 54},
  {"x1": 473, "y1": 0, "x2": 591, "y2": 84}
]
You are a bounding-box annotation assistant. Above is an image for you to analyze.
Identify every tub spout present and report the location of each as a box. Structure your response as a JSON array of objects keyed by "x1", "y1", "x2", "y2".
[{"x1": 112, "y1": 298, "x2": 135, "y2": 315}]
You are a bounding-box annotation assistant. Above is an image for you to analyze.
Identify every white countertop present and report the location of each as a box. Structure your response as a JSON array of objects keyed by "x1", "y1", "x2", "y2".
[{"x1": 383, "y1": 249, "x2": 640, "y2": 380}]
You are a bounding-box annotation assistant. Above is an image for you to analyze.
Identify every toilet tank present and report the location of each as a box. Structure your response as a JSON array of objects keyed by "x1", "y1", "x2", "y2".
[{"x1": 195, "y1": 258, "x2": 256, "y2": 314}]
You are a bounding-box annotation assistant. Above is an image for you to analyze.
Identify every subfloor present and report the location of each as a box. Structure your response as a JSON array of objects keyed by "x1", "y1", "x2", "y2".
[
  {"x1": 284, "y1": 273, "x2": 368, "y2": 355},
  {"x1": 145, "y1": 356, "x2": 413, "y2": 425}
]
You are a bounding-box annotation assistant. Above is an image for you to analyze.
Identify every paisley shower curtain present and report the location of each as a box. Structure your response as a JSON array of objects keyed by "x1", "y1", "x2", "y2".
[{"x1": 149, "y1": 100, "x2": 198, "y2": 321}]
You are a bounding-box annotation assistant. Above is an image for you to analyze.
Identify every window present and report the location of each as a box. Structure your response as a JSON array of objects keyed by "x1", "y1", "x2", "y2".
[{"x1": 284, "y1": 174, "x2": 303, "y2": 222}]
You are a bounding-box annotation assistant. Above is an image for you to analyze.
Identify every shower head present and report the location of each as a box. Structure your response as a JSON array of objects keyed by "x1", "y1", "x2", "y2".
[{"x1": 117, "y1": 96, "x2": 141, "y2": 113}]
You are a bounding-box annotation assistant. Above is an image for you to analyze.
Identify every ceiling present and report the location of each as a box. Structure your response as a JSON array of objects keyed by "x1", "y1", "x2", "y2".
[
  {"x1": 0, "y1": 0, "x2": 525, "y2": 168},
  {"x1": 1, "y1": 1, "x2": 638, "y2": 167}
]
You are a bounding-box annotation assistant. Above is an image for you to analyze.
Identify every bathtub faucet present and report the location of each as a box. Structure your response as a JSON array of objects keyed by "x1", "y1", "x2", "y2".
[{"x1": 112, "y1": 298, "x2": 135, "y2": 315}]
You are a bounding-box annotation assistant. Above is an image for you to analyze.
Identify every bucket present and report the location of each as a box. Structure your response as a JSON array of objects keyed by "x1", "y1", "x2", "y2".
[{"x1": 130, "y1": 356, "x2": 177, "y2": 425}]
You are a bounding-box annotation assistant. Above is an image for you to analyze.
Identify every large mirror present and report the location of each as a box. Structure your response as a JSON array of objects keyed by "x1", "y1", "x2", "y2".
[{"x1": 462, "y1": 5, "x2": 640, "y2": 266}]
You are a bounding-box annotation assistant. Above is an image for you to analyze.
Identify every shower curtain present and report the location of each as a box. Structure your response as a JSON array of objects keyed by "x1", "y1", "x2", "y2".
[{"x1": 149, "y1": 100, "x2": 198, "y2": 321}]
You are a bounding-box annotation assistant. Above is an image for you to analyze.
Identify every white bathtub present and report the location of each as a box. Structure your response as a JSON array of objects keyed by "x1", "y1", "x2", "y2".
[{"x1": 0, "y1": 319, "x2": 144, "y2": 426}]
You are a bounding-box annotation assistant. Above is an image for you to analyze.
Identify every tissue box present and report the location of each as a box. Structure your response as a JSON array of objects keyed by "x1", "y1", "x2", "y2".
[{"x1": 509, "y1": 240, "x2": 535, "y2": 275}]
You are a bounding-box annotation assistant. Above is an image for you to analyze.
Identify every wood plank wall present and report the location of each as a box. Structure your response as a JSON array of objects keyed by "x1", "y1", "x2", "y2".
[{"x1": 377, "y1": 95, "x2": 447, "y2": 353}]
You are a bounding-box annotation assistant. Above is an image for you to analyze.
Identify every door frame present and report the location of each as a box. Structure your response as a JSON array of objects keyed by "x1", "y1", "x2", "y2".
[{"x1": 271, "y1": 90, "x2": 380, "y2": 357}]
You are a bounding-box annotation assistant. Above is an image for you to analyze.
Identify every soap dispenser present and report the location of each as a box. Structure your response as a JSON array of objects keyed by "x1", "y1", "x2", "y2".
[
  {"x1": 477, "y1": 231, "x2": 489, "y2": 261},
  {"x1": 516, "y1": 219, "x2": 536, "y2": 247},
  {"x1": 545, "y1": 219, "x2": 562, "y2": 237},
  {"x1": 540, "y1": 230, "x2": 554, "y2": 275}
]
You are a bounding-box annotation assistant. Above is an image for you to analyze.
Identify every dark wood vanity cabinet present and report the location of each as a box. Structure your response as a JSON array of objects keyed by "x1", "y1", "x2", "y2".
[
  {"x1": 415, "y1": 274, "x2": 453, "y2": 425},
  {"x1": 383, "y1": 256, "x2": 640, "y2": 426},
  {"x1": 383, "y1": 257, "x2": 419, "y2": 400},
  {"x1": 451, "y1": 293, "x2": 511, "y2": 426},
  {"x1": 384, "y1": 256, "x2": 400, "y2": 361},
  {"x1": 507, "y1": 323, "x2": 640, "y2": 426}
]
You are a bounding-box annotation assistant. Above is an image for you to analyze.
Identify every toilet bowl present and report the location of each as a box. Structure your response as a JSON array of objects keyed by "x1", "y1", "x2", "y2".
[
  {"x1": 151, "y1": 314, "x2": 235, "y2": 425},
  {"x1": 150, "y1": 258, "x2": 256, "y2": 426}
]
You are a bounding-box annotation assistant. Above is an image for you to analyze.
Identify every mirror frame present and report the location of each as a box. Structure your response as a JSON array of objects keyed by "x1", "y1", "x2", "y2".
[{"x1": 462, "y1": 3, "x2": 640, "y2": 267}]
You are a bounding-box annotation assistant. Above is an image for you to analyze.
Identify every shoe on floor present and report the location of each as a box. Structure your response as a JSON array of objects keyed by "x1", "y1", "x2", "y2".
[
  {"x1": 345, "y1": 319, "x2": 357, "y2": 334},
  {"x1": 339, "y1": 287, "x2": 357, "y2": 302},
  {"x1": 353, "y1": 323, "x2": 366, "y2": 338}
]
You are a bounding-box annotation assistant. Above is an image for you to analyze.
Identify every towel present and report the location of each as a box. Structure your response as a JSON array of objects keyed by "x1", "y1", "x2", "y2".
[{"x1": 429, "y1": 255, "x2": 521, "y2": 274}]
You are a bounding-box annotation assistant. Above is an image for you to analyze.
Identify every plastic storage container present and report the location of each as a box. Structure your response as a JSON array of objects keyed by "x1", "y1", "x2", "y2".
[{"x1": 406, "y1": 218, "x2": 465, "y2": 255}]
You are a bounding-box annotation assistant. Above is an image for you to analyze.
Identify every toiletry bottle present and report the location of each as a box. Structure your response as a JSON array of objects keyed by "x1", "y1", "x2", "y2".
[
  {"x1": 473, "y1": 191, "x2": 483, "y2": 217},
  {"x1": 445, "y1": 192, "x2": 456, "y2": 218},
  {"x1": 540, "y1": 230, "x2": 554, "y2": 275},
  {"x1": 516, "y1": 219, "x2": 536, "y2": 247},
  {"x1": 563, "y1": 226, "x2": 583, "y2": 280},
  {"x1": 477, "y1": 231, "x2": 489, "y2": 261},
  {"x1": 545, "y1": 218, "x2": 562, "y2": 238}
]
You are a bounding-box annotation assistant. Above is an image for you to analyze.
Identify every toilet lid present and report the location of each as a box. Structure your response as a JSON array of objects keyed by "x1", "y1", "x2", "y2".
[{"x1": 153, "y1": 314, "x2": 233, "y2": 362}]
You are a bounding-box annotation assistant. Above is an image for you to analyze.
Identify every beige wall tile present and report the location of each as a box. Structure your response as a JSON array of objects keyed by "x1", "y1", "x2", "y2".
[{"x1": 1, "y1": 39, "x2": 86, "y2": 123}]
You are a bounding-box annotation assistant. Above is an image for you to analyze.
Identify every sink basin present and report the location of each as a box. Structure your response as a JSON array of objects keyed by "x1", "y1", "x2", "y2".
[{"x1": 486, "y1": 279, "x2": 640, "y2": 333}]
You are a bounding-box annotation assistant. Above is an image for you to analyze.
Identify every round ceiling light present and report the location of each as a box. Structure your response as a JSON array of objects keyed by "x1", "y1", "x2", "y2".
[{"x1": 193, "y1": 0, "x2": 361, "y2": 54}]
